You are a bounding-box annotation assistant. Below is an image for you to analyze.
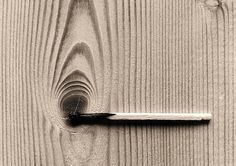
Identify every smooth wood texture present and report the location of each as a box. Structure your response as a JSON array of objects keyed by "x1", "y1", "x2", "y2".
[{"x1": 1, "y1": 0, "x2": 236, "y2": 165}]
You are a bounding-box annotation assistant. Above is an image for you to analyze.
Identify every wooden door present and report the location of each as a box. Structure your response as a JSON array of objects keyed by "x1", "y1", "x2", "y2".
[{"x1": 0, "y1": 0, "x2": 236, "y2": 165}]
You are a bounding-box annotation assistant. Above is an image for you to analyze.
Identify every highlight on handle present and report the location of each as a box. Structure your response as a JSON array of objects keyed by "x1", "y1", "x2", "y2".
[{"x1": 107, "y1": 113, "x2": 212, "y2": 121}]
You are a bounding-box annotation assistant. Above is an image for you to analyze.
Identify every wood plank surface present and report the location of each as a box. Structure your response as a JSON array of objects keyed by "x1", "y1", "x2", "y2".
[{"x1": 0, "y1": 0, "x2": 236, "y2": 165}]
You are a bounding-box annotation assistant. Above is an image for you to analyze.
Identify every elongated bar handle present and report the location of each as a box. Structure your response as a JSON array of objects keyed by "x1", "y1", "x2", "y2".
[
  {"x1": 66, "y1": 112, "x2": 211, "y2": 126},
  {"x1": 106, "y1": 113, "x2": 212, "y2": 121}
]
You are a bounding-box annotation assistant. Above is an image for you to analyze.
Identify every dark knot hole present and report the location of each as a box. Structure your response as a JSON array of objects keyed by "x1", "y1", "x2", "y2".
[{"x1": 61, "y1": 95, "x2": 88, "y2": 125}]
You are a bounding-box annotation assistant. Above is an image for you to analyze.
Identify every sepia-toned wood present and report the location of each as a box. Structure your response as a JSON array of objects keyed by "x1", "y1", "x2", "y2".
[{"x1": 1, "y1": 0, "x2": 236, "y2": 165}]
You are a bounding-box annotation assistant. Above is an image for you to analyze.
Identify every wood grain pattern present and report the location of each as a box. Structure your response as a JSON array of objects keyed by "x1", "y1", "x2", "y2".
[{"x1": 0, "y1": 0, "x2": 236, "y2": 165}]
